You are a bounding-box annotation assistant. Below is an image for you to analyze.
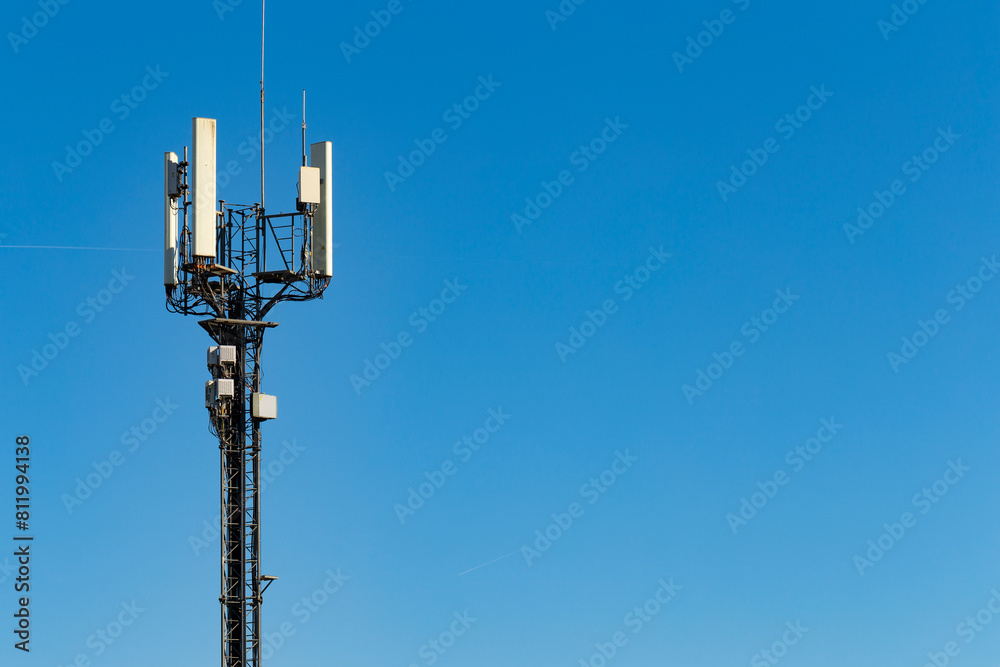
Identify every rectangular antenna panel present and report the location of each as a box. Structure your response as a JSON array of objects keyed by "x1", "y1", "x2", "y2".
[
  {"x1": 309, "y1": 141, "x2": 333, "y2": 278},
  {"x1": 164, "y1": 151, "x2": 179, "y2": 287},
  {"x1": 252, "y1": 393, "x2": 277, "y2": 420},
  {"x1": 299, "y1": 167, "x2": 321, "y2": 204},
  {"x1": 192, "y1": 118, "x2": 217, "y2": 259}
]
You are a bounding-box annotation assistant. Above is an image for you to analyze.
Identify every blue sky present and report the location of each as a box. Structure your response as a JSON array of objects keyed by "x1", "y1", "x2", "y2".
[{"x1": 3, "y1": 0, "x2": 1000, "y2": 665}]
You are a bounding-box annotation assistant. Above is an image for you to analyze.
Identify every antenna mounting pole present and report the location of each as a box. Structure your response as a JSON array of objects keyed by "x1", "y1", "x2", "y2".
[
  {"x1": 301, "y1": 90, "x2": 307, "y2": 167},
  {"x1": 259, "y1": 0, "x2": 266, "y2": 211}
]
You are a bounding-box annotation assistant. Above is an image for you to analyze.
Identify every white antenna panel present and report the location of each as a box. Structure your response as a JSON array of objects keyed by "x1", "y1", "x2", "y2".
[
  {"x1": 309, "y1": 141, "x2": 333, "y2": 278},
  {"x1": 164, "y1": 151, "x2": 179, "y2": 287},
  {"x1": 299, "y1": 167, "x2": 320, "y2": 204},
  {"x1": 192, "y1": 118, "x2": 218, "y2": 259},
  {"x1": 252, "y1": 392, "x2": 277, "y2": 420}
]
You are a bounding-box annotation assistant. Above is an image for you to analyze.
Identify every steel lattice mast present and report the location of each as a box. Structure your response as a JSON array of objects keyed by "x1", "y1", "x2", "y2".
[{"x1": 163, "y1": 125, "x2": 333, "y2": 665}]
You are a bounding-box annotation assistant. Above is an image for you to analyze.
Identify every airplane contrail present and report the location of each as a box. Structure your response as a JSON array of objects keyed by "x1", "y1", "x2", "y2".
[
  {"x1": 1, "y1": 246, "x2": 630, "y2": 269},
  {"x1": 0, "y1": 245, "x2": 158, "y2": 252},
  {"x1": 458, "y1": 550, "x2": 519, "y2": 576}
]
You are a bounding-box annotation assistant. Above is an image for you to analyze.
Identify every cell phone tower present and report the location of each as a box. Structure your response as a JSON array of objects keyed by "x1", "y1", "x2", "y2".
[{"x1": 161, "y1": 4, "x2": 333, "y2": 665}]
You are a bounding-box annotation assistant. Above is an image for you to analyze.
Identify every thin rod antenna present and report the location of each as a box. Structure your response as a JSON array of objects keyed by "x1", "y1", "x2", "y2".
[
  {"x1": 260, "y1": 0, "x2": 266, "y2": 210},
  {"x1": 301, "y1": 90, "x2": 307, "y2": 167}
]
